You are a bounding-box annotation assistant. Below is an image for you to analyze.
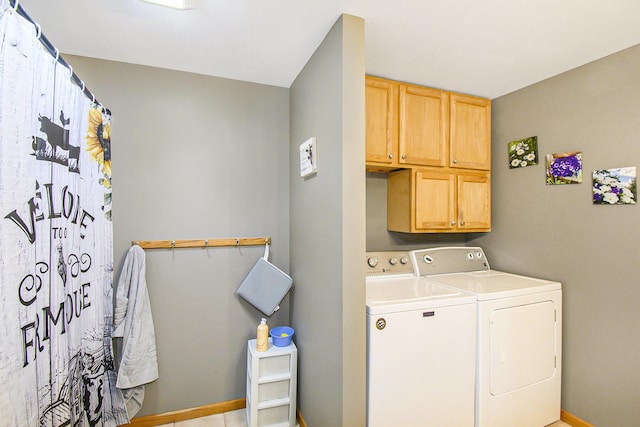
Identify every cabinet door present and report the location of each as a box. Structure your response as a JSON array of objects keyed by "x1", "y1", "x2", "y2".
[
  {"x1": 457, "y1": 173, "x2": 491, "y2": 231},
  {"x1": 399, "y1": 85, "x2": 449, "y2": 166},
  {"x1": 450, "y1": 94, "x2": 491, "y2": 170},
  {"x1": 415, "y1": 170, "x2": 456, "y2": 230},
  {"x1": 366, "y1": 77, "x2": 398, "y2": 164}
]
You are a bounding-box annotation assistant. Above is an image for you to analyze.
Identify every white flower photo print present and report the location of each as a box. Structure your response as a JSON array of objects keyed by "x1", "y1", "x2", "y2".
[
  {"x1": 592, "y1": 167, "x2": 637, "y2": 205},
  {"x1": 508, "y1": 136, "x2": 538, "y2": 168}
]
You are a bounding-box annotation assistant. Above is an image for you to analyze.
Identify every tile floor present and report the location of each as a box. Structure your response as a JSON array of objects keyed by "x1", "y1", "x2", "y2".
[
  {"x1": 156, "y1": 409, "x2": 570, "y2": 427},
  {"x1": 155, "y1": 408, "x2": 300, "y2": 427},
  {"x1": 155, "y1": 409, "x2": 245, "y2": 427}
]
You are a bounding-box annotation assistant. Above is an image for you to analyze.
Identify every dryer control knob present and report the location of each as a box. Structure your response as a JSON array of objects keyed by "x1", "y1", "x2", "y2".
[
  {"x1": 367, "y1": 257, "x2": 379, "y2": 268},
  {"x1": 389, "y1": 257, "x2": 398, "y2": 265},
  {"x1": 423, "y1": 255, "x2": 434, "y2": 264},
  {"x1": 399, "y1": 256, "x2": 409, "y2": 264}
]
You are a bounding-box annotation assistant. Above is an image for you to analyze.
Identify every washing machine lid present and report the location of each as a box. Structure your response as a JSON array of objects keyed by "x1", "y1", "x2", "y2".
[
  {"x1": 426, "y1": 270, "x2": 561, "y2": 301},
  {"x1": 366, "y1": 276, "x2": 476, "y2": 314}
]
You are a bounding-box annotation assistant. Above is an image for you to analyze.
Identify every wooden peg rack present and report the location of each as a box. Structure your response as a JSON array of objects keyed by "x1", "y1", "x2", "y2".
[{"x1": 132, "y1": 237, "x2": 271, "y2": 250}]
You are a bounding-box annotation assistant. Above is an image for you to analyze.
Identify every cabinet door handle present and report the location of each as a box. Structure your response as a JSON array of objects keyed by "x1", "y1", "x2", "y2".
[
  {"x1": 450, "y1": 220, "x2": 456, "y2": 226},
  {"x1": 388, "y1": 154, "x2": 394, "y2": 159},
  {"x1": 460, "y1": 220, "x2": 465, "y2": 226},
  {"x1": 453, "y1": 159, "x2": 459, "y2": 164},
  {"x1": 401, "y1": 154, "x2": 406, "y2": 160}
]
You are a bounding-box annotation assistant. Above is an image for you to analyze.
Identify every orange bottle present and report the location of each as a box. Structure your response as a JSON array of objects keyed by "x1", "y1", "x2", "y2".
[{"x1": 256, "y1": 318, "x2": 269, "y2": 352}]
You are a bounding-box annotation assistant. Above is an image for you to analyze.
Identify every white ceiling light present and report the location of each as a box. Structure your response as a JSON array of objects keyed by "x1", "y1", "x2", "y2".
[{"x1": 140, "y1": 0, "x2": 194, "y2": 10}]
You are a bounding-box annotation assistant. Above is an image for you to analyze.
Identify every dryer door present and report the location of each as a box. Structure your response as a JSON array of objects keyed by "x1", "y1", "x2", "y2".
[{"x1": 489, "y1": 300, "x2": 557, "y2": 395}]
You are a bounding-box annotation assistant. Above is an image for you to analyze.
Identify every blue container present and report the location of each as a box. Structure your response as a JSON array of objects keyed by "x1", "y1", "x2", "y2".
[{"x1": 270, "y1": 326, "x2": 295, "y2": 347}]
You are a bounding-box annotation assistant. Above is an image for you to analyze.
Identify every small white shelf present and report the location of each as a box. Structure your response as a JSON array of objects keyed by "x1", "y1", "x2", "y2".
[
  {"x1": 246, "y1": 338, "x2": 297, "y2": 427},
  {"x1": 257, "y1": 396, "x2": 291, "y2": 410},
  {"x1": 258, "y1": 372, "x2": 291, "y2": 384}
]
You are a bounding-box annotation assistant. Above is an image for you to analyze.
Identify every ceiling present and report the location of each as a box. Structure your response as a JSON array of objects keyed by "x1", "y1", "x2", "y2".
[{"x1": 17, "y1": 0, "x2": 640, "y2": 99}]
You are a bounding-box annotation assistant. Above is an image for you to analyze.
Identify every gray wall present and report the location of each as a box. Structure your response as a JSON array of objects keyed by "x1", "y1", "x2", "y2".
[
  {"x1": 65, "y1": 56, "x2": 291, "y2": 416},
  {"x1": 471, "y1": 44, "x2": 640, "y2": 427},
  {"x1": 289, "y1": 15, "x2": 366, "y2": 427}
]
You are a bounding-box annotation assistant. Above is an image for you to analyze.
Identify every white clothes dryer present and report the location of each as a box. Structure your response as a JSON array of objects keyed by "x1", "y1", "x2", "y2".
[
  {"x1": 411, "y1": 247, "x2": 562, "y2": 427},
  {"x1": 366, "y1": 251, "x2": 477, "y2": 427}
]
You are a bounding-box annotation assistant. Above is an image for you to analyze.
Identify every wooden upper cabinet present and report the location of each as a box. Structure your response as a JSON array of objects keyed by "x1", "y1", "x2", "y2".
[
  {"x1": 387, "y1": 168, "x2": 491, "y2": 233},
  {"x1": 414, "y1": 170, "x2": 456, "y2": 230},
  {"x1": 365, "y1": 76, "x2": 398, "y2": 165},
  {"x1": 366, "y1": 76, "x2": 490, "y2": 171},
  {"x1": 457, "y1": 172, "x2": 491, "y2": 231},
  {"x1": 399, "y1": 85, "x2": 449, "y2": 167},
  {"x1": 367, "y1": 76, "x2": 492, "y2": 234},
  {"x1": 450, "y1": 94, "x2": 491, "y2": 170}
]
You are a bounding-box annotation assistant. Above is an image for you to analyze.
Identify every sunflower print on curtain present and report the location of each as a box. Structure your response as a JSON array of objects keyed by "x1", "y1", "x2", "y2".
[{"x1": 0, "y1": 1, "x2": 128, "y2": 426}]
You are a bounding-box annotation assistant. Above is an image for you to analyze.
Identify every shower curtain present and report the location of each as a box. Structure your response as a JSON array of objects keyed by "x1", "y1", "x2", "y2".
[{"x1": 0, "y1": 2, "x2": 128, "y2": 426}]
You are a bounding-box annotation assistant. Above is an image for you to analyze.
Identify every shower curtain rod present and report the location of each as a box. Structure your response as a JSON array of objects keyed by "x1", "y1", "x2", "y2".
[
  {"x1": 8, "y1": 0, "x2": 108, "y2": 112},
  {"x1": 132, "y1": 237, "x2": 272, "y2": 250}
]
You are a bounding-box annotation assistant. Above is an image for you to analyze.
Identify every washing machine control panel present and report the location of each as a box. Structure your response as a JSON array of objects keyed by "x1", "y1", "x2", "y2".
[
  {"x1": 410, "y1": 246, "x2": 490, "y2": 276},
  {"x1": 366, "y1": 251, "x2": 413, "y2": 276}
]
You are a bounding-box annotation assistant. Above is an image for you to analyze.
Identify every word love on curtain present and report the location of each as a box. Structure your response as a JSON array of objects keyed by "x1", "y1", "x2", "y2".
[{"x1": 0, "y1": 2, "x2": 128, "y2": 426}]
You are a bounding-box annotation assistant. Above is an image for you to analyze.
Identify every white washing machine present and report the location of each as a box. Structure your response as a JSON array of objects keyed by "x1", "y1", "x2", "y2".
[
  {"x1": 410, "y1": 247, "x2": 562, "y2": 427},
  {"x1": 366, "y1": 251, "x2": 477, "y2": 427}
]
